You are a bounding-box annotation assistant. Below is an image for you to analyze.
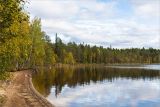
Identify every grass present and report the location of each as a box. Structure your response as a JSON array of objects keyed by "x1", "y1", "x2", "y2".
[{"x1": 0, "y1": 72, "x2": 11, "y2": 80}]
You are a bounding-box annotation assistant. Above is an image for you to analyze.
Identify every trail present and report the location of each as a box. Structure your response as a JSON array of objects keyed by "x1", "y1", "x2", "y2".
[{"x1": 3, "y1": 70, "x2": 54, "y2": 107}]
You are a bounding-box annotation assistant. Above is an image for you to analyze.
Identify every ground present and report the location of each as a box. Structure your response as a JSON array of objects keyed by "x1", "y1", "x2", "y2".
[{"x1": 0, "y1": 70, "x2": 54, "y2": 107}]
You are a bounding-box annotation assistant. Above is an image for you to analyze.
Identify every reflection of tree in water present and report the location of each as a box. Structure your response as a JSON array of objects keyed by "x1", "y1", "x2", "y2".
[
  {"x1": 32, "y1": 66, "x2": 160, "y2": 97},
  {"x1": 32, "y1": 67, "x2": 56, "y2": 97}
]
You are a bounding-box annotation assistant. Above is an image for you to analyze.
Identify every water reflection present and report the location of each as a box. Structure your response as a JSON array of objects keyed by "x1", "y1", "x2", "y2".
[{"x1": 32, "y1": 65, "x2": 160, "y2": 107}]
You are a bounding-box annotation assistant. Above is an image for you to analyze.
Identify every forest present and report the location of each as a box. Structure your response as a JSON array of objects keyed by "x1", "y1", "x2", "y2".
[
  {"x1": 54, "y1": 34, "x2": 160, "y2": 64},
  {"x1": 0, "y1": 0, "x2": 160, "y2": 79}
]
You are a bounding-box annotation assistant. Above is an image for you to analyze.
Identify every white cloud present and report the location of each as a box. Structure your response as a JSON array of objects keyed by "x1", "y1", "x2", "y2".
[
  {"x1": 26, "y1": 0, "x2": 160, "y2": 48},
  {"x1": 131, "y1": 0, "x2": 160, "y2": 19},
  {"x1": 27, "y1": 0, "x2": 79, "y2": 19}
]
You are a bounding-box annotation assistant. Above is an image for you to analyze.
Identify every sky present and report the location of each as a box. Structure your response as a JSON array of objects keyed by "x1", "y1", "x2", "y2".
[{"x1": 26, "y1": 0, "x2": 160, "y2": 48}]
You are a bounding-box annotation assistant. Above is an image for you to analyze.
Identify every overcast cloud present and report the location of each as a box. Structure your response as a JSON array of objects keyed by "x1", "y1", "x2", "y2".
[{"x1": 26, "y1": 0, "x2": 160, "y2": 48}]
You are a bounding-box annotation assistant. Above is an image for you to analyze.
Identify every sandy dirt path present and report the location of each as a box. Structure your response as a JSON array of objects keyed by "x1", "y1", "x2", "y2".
[{"x1": 3, "y1": 70, "x2": 54, "y2": 107}]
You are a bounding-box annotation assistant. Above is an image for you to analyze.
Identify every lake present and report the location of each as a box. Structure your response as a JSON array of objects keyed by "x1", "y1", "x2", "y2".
[{"x1": 32, "y1": 65, "x2": 160, "y2": 107}]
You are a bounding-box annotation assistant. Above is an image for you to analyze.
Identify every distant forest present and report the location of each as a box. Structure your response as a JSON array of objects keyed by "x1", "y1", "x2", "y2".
[
  {"x1": 0, "y1": 0, "x2": 160, "y2": 76},
  {"x1": 54, "y1": 34, "x2": 160, "y2": 64}
]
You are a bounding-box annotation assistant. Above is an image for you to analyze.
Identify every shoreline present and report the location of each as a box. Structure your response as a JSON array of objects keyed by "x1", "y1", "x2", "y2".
[
  {"x1": 29, "y1": 71, "x2": 54, "y2": 107},
  {"x1": 54, "y1": 63, "x2": 160, "y2": 67},
  {"x1": 0, "y1": 70, "x2": 54, "y2": 107}
]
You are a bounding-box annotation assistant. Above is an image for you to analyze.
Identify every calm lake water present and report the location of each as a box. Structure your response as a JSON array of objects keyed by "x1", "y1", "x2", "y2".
[{"x1": 32, "y1": 65, "x2": 160, "y2": 107}]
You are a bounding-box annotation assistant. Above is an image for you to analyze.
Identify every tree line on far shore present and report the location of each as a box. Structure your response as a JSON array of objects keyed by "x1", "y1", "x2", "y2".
[
  {"x1": 54, "y1": 35, "x2": 160, "y2": 64},
  {"x1": 0, "y1": 0, "x2": 160, "y2": 76}
]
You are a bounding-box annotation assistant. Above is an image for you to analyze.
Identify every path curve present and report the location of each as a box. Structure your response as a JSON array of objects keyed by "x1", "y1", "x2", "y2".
[{"x1": 4, "y1": 70, "x2": 54, "y2": 107}]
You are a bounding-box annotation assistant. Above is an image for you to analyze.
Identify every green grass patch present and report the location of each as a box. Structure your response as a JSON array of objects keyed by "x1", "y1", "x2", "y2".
[{"x1": 0, "y1": 72, "x2": 10, "y2": 80}]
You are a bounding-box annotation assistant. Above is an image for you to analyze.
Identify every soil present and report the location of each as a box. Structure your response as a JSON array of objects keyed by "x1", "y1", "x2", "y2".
[{"x1": 1, "y1": 70, "x2": 54, "y2": 107}]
